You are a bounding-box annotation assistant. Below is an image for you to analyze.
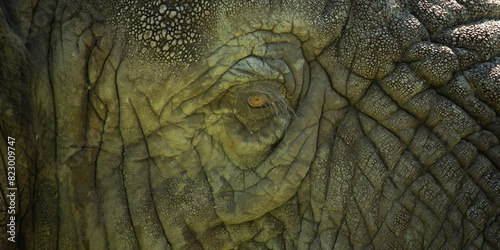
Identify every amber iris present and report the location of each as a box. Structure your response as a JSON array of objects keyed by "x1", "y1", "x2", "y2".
[{"x1": 247, "y1": 94, "x2": 269, "y2": 108}]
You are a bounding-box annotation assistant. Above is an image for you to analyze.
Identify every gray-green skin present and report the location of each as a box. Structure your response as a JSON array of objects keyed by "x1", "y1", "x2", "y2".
[{"x1": 1, "y1": 0, "x2": 499, "y2": 249}]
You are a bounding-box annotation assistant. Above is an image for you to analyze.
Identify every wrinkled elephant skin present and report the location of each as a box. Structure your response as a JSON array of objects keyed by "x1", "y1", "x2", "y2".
[{"x1": 0, "y1": 0, "x2": 499, "y2": 249}]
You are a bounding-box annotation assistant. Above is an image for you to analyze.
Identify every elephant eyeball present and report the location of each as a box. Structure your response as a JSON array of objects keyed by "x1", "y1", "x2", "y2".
[{"x1": 247, "y1": 94, "x2": 272, "y2": 108}]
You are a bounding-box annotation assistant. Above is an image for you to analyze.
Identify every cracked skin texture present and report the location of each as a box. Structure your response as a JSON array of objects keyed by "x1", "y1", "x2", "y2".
[{"x1": 1, "y1": 0, "x2": 500, "y2": 249}]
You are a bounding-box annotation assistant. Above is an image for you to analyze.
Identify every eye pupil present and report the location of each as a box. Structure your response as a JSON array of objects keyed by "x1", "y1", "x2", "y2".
[{"x1": 247, "y1": 94, "x2": 268, "y2": 108}]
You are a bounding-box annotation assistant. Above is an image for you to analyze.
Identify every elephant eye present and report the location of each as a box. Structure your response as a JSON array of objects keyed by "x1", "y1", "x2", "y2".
[{"x1": 247, "y1": 94, "x2": 273, "y2": 108}]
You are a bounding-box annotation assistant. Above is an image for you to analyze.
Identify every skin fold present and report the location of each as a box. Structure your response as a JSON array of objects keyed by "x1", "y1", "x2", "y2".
[{"x1": 0, "y1": 0, "x2": 499, "y2": 249}]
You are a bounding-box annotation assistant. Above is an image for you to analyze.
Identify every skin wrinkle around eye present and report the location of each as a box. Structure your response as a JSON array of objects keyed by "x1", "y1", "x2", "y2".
[
  {"x1": 175, "y1": 56, "x2": 286, "y2": 117},
  {"x1": 209, "y1": 61, "x2": 327, "y2": 225},
  {"x1": 170, "y1": 30, "x2": 305, "y2": 109},
  {"x1": 199, "y1": 49, "x2": 305, "y2": 169},
  {"x1": 172, "y1": 35, "x2": 318, "y2": 230},
  {"x1": 208, "y1": 81, "x2": 292, "y2": 170}
]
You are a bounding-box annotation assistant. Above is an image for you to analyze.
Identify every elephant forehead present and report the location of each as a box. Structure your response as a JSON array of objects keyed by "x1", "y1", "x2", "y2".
[{"x1": 106, "y1": 0, "x2": 350, "y2": 64}]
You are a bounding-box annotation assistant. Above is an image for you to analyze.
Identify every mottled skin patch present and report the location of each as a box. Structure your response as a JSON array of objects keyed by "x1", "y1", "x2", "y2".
[{"x1": 117, "y1": 0, "x2": 212, "y2": 62}]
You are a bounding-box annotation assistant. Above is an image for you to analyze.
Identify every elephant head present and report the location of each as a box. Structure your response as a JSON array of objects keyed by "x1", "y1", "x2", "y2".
[{"x1": 1, "y1": 0, "x2": 499, "y2": 249}]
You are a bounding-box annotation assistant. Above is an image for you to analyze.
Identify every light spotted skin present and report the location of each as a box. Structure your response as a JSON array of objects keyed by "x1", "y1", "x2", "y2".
[
  {"x1": 1, "y1": 0, "x2": 499, "y2": 249},
  {"x1": 116, "y1": 0, "x2": 212, "y2": 61}
]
